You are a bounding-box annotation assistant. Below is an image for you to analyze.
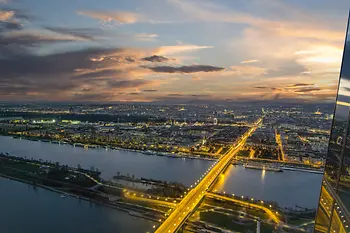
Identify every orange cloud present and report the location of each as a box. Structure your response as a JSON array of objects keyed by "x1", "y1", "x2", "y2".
[{"x1": 0, "y1": 10, "x2": 14, "y2": 21}]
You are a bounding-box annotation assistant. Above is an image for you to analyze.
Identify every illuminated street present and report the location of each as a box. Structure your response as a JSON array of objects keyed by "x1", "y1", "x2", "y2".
[{"x1": 154, "y1": 117, "x2": 263, "y2": 233}]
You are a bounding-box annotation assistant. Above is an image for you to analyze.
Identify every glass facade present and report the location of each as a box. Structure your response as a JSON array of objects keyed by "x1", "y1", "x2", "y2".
[{"x1": 314, "y1": 14, "x2": 350, "y2": 233}]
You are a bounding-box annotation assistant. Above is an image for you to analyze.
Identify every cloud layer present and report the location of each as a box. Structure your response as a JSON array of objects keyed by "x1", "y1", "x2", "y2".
[{"x1": 0, "y1": 0, "x2": 347, "y2": 103}]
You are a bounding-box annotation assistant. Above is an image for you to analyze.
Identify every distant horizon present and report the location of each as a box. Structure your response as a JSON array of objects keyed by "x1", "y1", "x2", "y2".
[{"x1": 0, "y1": 98, "x2": 337, "y2": 107}]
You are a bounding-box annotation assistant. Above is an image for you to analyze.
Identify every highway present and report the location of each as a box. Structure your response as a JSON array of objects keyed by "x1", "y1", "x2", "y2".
[{"x1": 154, "y1": 117, "x2": 263, "y2": 233}]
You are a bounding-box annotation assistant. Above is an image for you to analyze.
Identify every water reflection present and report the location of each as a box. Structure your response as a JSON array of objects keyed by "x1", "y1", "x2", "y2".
[
  {"x1": 211, "y1": 164, "x2": 233, "y2": 192},
  {"x1": 211, "y1": 164, "x2": 322, "y2": 208},
  {"x1": 0, "y1": 135, "x2": 322, "y2": 208},
  {"x1": 261, "y1": 169, "x2": 266, "y2": 182}
]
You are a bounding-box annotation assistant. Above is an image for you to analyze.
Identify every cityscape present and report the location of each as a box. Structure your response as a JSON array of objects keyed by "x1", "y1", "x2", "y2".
[
  {"x1": 0, "y1": 0, "x2": 349, "y2": 233},
  {"x1": 0, "y1": 102, "x2": 335, "y2": 233}
]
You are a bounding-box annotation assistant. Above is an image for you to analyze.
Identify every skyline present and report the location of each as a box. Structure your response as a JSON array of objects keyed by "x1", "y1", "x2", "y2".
[{"x1": 0, "y1": 0, "x2": 349, "y2": 103}]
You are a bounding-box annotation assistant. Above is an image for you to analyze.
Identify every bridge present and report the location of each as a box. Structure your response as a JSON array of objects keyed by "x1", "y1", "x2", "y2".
[{"x1": 154, "y1": 117, "x2": 263, "y2": 233}]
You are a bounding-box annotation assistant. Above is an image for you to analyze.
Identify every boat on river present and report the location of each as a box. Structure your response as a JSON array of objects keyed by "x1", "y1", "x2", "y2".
[{"x1": 244, "y1": 164, "x2": 283, "y2": 172}]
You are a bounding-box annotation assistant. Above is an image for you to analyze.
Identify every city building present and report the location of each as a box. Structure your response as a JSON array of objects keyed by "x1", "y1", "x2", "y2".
[{"x1": 314, "y1": 14, "x2": 350, "y2": 233}]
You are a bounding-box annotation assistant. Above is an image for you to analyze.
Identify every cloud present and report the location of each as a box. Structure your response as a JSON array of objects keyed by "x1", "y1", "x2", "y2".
[
  {"x1": 43, "y1": 27, "x2": 104, "y2": 41},
  {"x1": 232, "y1": 25, "x2": 343, "y2": 86},
  {"x1": 77, "y1": 10, "x2": 141, "y2": 24},
  {"x1": 167, "y1": 93, "x2": 184, "y2": 97},
  {"x1": 134, "y1": 33, "x2": 158, "y2": 41},
  {"x1": 72, "y1": 92, "x2": 113, "y2": 102},
  {"x1": 154, "y1": 44, "x2": 213, "y2": 55},
  {"x1": 0, "y1": 9, "x2": 27, "y2": 32},
  {"x1": 161, "y1": 93, "x2": 211, "y2": 100},
  {"x1": 0, "y1": 10, "x2": 14, "y2": 21},
  {"x1": 289, "y1": 83, "x2": 313, "y2": 87},
  {"x1": 170, "y1": 0, "x2": 345, "y2": 42},
  {"x1": 142, "y1": 55, "x2": 169, "y2": 62},
  {"x1": 0, "y1": 46, "x2": 161, "y2": 101},
  {"x1": 228, "y1": 65, "x2": 267, "y2": 76},
  {"x1": 145, "y1": 65, "x2": 224, "y2": 73},
  {"x1": 108, "y1": 79, "x2": 153, "y2": 88},
  {"x1": 273, "y1": 93, "x2": 281, "y2": 100},
  {"x1": 0, "y1": 30, "x2": 85, "y2": 58},
  {"x1": 295, "y1": 45, "x2": 343, "y2": 65},
  {"x1": 142, "y1": 89, "x2": 158, "y2": 92},
  {"x1": 263, "y1": 61, "x2": 307, "y2": 78},
  {"x1": 294, "y1": 87, "x2": 321, "y2": 93},
  {"x1": 180, "y1": 0, "x2": 344, "y2": 91},
  {"x1": 73, "y1": 69, "x2": 121, "y2": 80},
  {"x1": 1, "y1": 30, "x2": 82, "y2": 45},
  {"x1": 241, "y1": 59, "x2": 259, "y2": 64},
  {"x1": 0, "y1": 0, "x2": 342, "y2": 103},
  {"x1": 190, "y1": 94, "x2": 210, "y2": 97},
  {"x1": 0, "y1": 21, "x2": 21, "y2": 31},
  {"x1": 168, "y1": 0, "x2": 267, "y2": 25},
  {"x1": 270, "y1": 87, "x2": 282, "y2": 91}
]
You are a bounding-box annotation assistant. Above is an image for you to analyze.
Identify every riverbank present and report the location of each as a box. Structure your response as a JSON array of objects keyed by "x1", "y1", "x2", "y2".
[
  {"x1": 9, "y1": 135, "x2": 218, "y2": 162},
  {"x1": 0, "y1": 135, "x2": 323, "y2": 208},
  {"x1": 233, "y1": 158, "x2": 324, "y2": 174},
  {"x1": 0, "y1": 155, "x2": 168, "y2": 223},
  {"x1": 0, "y1": 172, "x2": 162, "y2": 223},
  {"x1": 281, "y1": 166, "x2": 324, "y2": 174}
]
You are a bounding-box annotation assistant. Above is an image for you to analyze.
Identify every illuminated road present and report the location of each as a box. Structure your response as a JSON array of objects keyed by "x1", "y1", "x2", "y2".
[
  {"x1": 124, "y1": 191, "x2": 176, "y2": 208},
  {"x1": 275, "y1": 130, "x2": 286, "y2": 161},
  {"x1": 154, "y1": 117, "x2": 263, "y2": 233},
  {"x1": 206, "y1": 192, "x2": 280, "y2": 224}
]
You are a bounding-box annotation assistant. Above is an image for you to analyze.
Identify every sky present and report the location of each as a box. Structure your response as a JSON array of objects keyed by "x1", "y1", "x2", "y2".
[{"x1": 0, "y1": 0, "x2": 349, "y2": 103}]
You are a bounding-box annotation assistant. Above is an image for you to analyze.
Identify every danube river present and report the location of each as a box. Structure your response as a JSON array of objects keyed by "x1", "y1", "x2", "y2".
[
  {"x1": 0, "y1": 136, "x2": 322, "y2": 208},
  {"x1": 212, "y1": 165, "x2": 323, "y2": 208},
  {"x1": 0, "y1": 177, "x2": 153, "y2": 233}
]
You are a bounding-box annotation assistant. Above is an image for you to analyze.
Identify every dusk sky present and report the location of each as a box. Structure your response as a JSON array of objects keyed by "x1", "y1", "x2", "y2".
[{"x1": 0, "y1": 0, "x2": 349, "y2": 103}]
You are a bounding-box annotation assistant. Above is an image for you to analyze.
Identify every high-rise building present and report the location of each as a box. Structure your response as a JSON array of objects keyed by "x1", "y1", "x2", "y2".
[{"x1": 314, "y1": 13, "x2": 350, "y2": 233}]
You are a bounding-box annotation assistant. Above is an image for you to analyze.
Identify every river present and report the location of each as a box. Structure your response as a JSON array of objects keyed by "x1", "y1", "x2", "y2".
[
  {"x1": 0, "y1": 177, "x2": 153, "y2": 233},
  {"x1": 212, "y1": 165, "x2": 323, "y2": 208},
  {"x1": 0, "y1": 136, "x2": 212, "y2": 185},
  {"x1": 0, "y1": 136, "x2": 322, "y2": 208}
]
